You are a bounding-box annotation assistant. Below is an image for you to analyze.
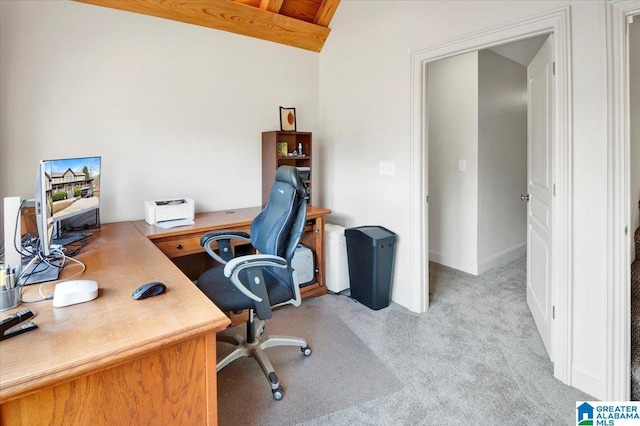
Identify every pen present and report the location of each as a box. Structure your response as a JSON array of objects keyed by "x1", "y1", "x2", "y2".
[
  {"x1": 0, "y1": 267, "x2": 6, "y2": 291},
  {"x1": 8, "y1": 269, "x2": 15, "y2": 289}
]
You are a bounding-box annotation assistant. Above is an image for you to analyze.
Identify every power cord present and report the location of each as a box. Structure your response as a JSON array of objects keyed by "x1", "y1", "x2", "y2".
[
  {"x1": 60, "y1": 234, "x2": 89, "y2": 257},
  {"x1": 21, "y1": 250, "x2": 86, "y2": 303}
]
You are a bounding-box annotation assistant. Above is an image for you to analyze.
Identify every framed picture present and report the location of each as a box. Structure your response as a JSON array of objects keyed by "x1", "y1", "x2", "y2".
[
  {"x1": 280, "y1": 107, "x2": 296, "y2": 131},
  {"x1": 277, "y1": 142, "x2": 288, "y2": 157}
]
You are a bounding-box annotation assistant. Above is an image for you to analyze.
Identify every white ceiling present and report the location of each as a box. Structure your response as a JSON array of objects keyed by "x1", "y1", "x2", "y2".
[{"x1": 488, "y1": 34, "x2": 549, "y2": 66}]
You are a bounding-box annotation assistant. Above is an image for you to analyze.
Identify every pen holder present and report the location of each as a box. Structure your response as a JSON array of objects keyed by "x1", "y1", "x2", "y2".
[{"x1": 0, "y1": 286, "x2": 21, "y2": 311}]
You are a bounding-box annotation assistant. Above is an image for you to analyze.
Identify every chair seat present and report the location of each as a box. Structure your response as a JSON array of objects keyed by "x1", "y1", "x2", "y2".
[{"x1": 197, "y1": 265, "x2": 294, "y2": 312}]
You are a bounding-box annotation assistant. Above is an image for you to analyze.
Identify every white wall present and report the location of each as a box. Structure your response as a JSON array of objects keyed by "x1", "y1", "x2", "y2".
[
  {"x1": 477, "y1": 50, "x2": 527, "y2": 271},
  {"x1": 427, "y1": 52, "x2": 479, "y2": 274},
  {"x1": 0, "y1": 0, "x2": 319, "y2": 238},
  {"x1": 631, "y1": 18, "x2": 640, "y2": 261},
  {"x1": 319, "y1": 0, "x2": 608, "y2": 399}
]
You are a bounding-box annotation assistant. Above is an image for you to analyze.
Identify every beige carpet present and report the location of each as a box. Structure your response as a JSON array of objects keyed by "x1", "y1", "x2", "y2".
[{"x1": 216, "y1": 297, "x2": 403, "y2": 425}]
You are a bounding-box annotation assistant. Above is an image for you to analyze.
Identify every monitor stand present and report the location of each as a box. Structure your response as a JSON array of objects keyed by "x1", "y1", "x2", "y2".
[
  {"x1": 18, "y1": 257, "x2": 62, "y2": 286},
  {"x1": 53, "y1": 231, "x2": 90, "y2": 246}
]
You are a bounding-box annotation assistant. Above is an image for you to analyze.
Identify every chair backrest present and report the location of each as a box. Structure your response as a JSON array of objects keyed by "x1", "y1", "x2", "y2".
[{"x1": 250, "y1": 166, "x2": 308, "y2": 262}]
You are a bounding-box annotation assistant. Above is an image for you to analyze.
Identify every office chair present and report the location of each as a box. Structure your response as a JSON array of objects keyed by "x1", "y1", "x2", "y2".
[{"x1": 196, "y1": 165, "x2": 311, "y2": 401}]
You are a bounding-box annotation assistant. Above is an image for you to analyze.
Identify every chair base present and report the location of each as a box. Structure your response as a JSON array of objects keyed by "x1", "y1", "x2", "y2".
[{"x1": 217, "y1": 319, "x2": 311, "y2": 400}]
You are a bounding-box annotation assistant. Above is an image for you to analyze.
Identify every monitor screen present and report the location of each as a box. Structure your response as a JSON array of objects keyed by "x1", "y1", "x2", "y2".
[{"x1": 43, "y1": 156, "x2": 101, "y2": 228}]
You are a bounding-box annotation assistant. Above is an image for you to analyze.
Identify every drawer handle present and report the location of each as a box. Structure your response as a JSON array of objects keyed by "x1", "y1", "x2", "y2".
[{"x1": 176, "y1": 244, "x2": 183, "y2": 250}]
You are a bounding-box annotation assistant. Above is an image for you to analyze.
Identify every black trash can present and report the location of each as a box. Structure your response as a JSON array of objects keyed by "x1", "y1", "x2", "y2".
[{"x1": 345, "y1": 226, "x2": 397, "y2": 310}]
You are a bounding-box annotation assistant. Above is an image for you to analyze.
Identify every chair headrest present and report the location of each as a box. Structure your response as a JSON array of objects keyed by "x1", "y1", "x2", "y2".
[{"x1": 275, "y1": 166, "x2": 307, "y2": 197}]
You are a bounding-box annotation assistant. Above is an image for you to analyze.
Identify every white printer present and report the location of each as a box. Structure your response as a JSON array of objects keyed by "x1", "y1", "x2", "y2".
[{"x1": 144, "y1": 198, "x2": 195, "y2": 226}]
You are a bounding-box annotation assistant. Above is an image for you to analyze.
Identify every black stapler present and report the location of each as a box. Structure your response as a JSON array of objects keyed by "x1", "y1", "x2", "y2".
[{"x1": 0, "y1": 308, "x2": 37, "y2": 341}]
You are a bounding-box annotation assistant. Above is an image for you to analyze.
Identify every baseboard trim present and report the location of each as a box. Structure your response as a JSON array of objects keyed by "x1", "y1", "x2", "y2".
[
  {"x1": 572, "y1": 366, "x2": 602, "y2": 400},
  {"x1": 428, "y1": 251, "x2": 478, "y2": 275},
  {"x1": 429, "y1": 242, "x2": 526, "y2": 276},
  {"x1": 478, "y1": 242, "x2": 527, "y2": 275}
]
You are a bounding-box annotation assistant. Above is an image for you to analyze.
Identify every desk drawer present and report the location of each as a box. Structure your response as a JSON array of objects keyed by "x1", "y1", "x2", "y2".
[
  {"x1": 154, "y1": 226, "x2": 252, "y2": 259},
  {"x1": 154, "y1": 235, "x2": 204, "y2": 258}
]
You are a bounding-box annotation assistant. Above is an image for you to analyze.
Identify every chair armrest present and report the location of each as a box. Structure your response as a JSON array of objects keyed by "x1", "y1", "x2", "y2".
[
  {"x1": 200, "y1": 230, "x2": 251, "y2": 264},
  {"x1": 200, "y1": 230, "x2": 251, "y2": 246},
  {"x1": 223, "y1": 254, "x2": 287, "y2": 304}
]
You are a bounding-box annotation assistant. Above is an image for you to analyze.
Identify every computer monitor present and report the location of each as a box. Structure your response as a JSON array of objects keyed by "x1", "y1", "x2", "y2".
[
  {"x1": 43, "y1": 156, "x2": 101, "y2": 233},
  {"x1": 19, "y1": 156, "x2": 101, "y2": 285}
]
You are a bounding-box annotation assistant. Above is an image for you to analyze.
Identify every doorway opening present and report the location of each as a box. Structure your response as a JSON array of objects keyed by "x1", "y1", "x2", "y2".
[
  {"x1": 409, "y1": 6, "x2": 573, "y2": 386},
  {"x1": 426, "y1": 34, "x2": 552, "y2": 359},
  {"x1": 604, "y1": 0, "x2": 639, "y2": 401}
]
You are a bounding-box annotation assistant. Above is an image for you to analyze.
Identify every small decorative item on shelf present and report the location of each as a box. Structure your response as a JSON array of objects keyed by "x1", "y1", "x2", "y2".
[
  {"x1": 277, "y1": 142, "x2": 288, "y2": 157},
  {"x1": 279, "y1": 106, "x2": 296, "y2": 131}
]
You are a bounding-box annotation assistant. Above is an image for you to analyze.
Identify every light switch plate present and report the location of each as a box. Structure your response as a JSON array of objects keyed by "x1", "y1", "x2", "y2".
[
  {"x1": 379, "y1": 161, "x2": 395, "y2": 176},
  {"x1": 458, "y1": 159, "x2": 467, "y2": 172}
]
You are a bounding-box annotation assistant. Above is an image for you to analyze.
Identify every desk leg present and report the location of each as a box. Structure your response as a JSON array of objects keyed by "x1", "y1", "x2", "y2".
[
  {"x1": 205, "y1": 332, "x2": 218, "y2": 425},
  {"x1": 314, "y1": 215, "x2": 326, "y2": 289}
]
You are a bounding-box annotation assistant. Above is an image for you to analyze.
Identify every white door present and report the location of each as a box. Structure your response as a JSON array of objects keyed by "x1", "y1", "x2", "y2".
[{"x1": 526, "y1": 34, "x2": 554, "y2": 360}]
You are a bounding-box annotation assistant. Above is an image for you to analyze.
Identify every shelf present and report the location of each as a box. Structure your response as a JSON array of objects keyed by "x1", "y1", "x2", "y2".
[
  {"x1": 262, "y1": 130, "x2": 313, "y2": 206},
  {"x1": 278, "y1": 155, "x2": 310, "y2": 158}
]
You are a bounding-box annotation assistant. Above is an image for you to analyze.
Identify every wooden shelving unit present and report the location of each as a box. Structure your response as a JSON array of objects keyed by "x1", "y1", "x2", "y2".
[{"x1": 262, "y1": 131, "x2": 312, "y2": 206}]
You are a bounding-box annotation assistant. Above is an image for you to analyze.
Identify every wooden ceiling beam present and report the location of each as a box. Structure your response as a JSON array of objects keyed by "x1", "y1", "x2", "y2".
[
  {"x1": 313, "y1": 0, "x2": 339, "y2": 27},
  {"x1": 259, "y1": 0, "x2": 284, "y2": 14},
  {"x1": 75, "y1": 0, "x2": 332, "y2": 52}
]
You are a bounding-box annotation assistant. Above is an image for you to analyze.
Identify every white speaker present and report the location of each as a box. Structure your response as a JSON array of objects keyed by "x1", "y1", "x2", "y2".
[{"x1": 4, "y1": 196, "x2": 22, "y2": 268}]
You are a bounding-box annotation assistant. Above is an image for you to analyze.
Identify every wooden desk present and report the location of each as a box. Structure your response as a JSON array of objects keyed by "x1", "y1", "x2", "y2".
[
  {"x1": 132, "y1": 205, "x2": 332, "y2": 301},
  {"x1": 0, "y1": 222, "x2": 230, "y2": 425}
]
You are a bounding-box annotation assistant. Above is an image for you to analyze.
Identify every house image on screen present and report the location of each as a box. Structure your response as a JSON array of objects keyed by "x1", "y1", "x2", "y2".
[
  {"x1": 49, "y1": 168, "x2": 94, "y2": 198},
  {"x1": 577, "y1": 402, "x2": 594, "y2": 425}
]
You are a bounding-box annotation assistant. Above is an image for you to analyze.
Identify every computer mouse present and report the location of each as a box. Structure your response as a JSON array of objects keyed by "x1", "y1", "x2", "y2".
[{"x1": 132, "y1": 281, "x2": 167, "y2": 300}]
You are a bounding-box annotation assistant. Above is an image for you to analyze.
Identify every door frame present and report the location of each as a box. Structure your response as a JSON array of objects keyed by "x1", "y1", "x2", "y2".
[
  {"x1": 605, "y1": 0, "x2": 640, "y2": 402},
  {"x1": 409, "y1": 7, "x2": 573, "y2": 385}
]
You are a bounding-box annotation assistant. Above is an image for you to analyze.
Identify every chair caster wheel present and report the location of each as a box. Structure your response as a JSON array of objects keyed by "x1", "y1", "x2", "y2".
[
  {"x1": 301, "y1": 346, "x2": 312, "y2": 356},
  {"x1": 272, "y1": 387, "x2": 284, "y2": 400}
]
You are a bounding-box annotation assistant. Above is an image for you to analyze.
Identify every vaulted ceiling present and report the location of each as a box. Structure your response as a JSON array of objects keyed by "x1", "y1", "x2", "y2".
[{"x1": 75, "y1": 0, "x2": 341, "y2": 52}]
